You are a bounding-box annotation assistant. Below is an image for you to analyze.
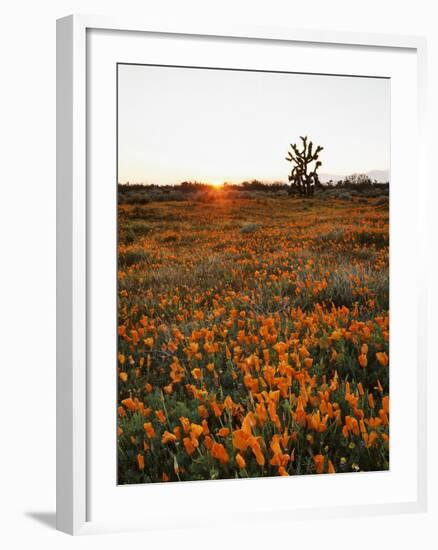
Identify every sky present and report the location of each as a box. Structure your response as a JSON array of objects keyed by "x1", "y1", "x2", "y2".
[{"x1": 118, "y1": 64, "x2": 390, "y2": 185}]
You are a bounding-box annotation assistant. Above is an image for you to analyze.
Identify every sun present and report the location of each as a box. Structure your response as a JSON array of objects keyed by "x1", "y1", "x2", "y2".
[{"x1": 209, "y1": 179, "x2": 224, "y2": 189}]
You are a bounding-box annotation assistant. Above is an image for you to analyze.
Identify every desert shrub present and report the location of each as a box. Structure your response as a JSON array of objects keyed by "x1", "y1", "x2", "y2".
[
  {"x1": 314, "y1": 228, "x2": 345, "y2": 243},
  {"x1": 376, "y1": 197, "x2": 389, "y2": 207},
  {"x1": 119, "y1": 248, "x2": 149, "y2": 267},
  {"x1": 126, "y1": 220, "x2": 151, "y2": 238},
  {"x1": 338, "y1": 192, "x2": 353, "y2": 200},
  {"x1": 240, "y1": 222, "x2": 261, "y2": 234},
  {"x1": 163, "y1": 191, "x2": 185, "y2": 202},
  {"x1": 160, "y1": 232, "x2": 180, "y2": 243},
  {"x1": 353, "y1": 230, "x2": 389, "y2": 248}
]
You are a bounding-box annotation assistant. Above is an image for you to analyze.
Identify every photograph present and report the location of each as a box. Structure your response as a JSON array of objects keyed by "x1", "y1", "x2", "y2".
[{"x1": 116, "y1": 64, "x2": 390, "y2": 484}]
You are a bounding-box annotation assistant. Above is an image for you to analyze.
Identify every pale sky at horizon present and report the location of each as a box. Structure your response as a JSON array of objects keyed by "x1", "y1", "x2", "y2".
[{"x1": 118, "y1": 64, "x2": 390, "y2": 185}]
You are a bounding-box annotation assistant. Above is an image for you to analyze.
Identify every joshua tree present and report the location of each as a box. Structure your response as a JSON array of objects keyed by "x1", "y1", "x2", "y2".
[{"x1": 285, "y1": 136, "x2": 324, "y2": 196}]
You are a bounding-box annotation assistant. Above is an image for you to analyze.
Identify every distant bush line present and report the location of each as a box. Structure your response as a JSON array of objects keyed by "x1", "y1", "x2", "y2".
[{"x1": 118, "y1": 178, "x2": 389, "y2": 204}]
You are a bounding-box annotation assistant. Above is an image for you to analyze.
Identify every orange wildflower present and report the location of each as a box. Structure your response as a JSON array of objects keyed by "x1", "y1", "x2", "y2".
[
  {"x1": 121, "y1": 397, "x2": 137, "y2": 412},
  {"x1": 191, "y1": 367, "x2": 202, "y2": 380},
  {"x1": 180, "y1": 416, "x2": 191, "y2": 433},
  {"x1": 198, "y1": 404, "x2": 209, "y2": 418},
  {"x1": 233, "y1": 429, "x2": 251, "y2": 452},
  {"x1": 211, "y1": 442, "x2": 230, "y2": 464},
  {"x1": 251, "y1": 441, "x2": 265, "y2": 466},
  {"x1": 304, "y1": 357, "x2": 313, "y2": 369},
  {"x1": 183, "y1": 437, "x2": 197, "y2": 455},
  {"x1": 190, "y1": 423, "x2": 204, "y2": 439},
  {"x1": 236, "y1": 453, "x2": 246, "y2": 469},
  {"x1": 376, "y1": 352, "x2": 389, "y2": 366},
  {"x1": 314, "y1": 454, "x2": 325, "y2": 474},
  {"x1": 137, "y1": 454, "x2": 145, "y2": 471},
  {"x1": 143, "y1": 422, "x2": 156, "y2": 438},
  {"x1": 161, "y1": 431, "x2": 177, "y2": 444},
  {"x1": 211, "y1": 401, "x2": 223, "y2": 417}
]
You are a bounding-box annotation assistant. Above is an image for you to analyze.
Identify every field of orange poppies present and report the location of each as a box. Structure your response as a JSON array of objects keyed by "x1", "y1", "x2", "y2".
[{"x1": 117, "y1": 193, "x2": 389, "y2": 483}]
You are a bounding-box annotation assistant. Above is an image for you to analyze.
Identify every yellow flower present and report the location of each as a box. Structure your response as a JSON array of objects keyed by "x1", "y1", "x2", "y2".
[
  {"x1": 144, "y1": 337, "x2": 154, "y2": 348},
  {"x1": 191, "y1": 368, "x2": 202, "y2": 380}
]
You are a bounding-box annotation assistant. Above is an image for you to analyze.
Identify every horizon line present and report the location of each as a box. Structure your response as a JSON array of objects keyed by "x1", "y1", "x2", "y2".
[{"x1": 118, "y1": 169, "x2": 390, "y2": 186}]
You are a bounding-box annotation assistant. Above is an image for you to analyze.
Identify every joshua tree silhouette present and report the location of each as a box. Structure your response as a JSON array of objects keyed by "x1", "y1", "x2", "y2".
[{"x1": 285, "y1": 136, "x2": 324, "y2": 196}]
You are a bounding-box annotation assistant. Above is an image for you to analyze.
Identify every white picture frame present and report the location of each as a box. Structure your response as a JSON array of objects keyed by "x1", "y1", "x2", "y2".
[{"x1": 56, "y1": 14, "x2": 428, "y2": 535}]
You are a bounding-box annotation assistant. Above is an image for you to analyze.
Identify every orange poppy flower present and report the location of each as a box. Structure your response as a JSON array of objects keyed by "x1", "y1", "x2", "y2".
[
  {"x1": 250, "y1": 440, "x2": 265, "y2": 466},
  {"x1": 313, "y1": 454, "x2": 325, "y2": 474},
  {"x1": 143, "y1": 422, "x2": 155, "y2": 438},
  {"x1": 121, "y1": 397, "x2": 137, "y2": 412},
  {"x1": 270, "y1": 435, "x2": 282, "y2": 456},
  {"x1": 161, "y1": 431, "x2": 177, "y2": 444},
  {"x1": 198, "y1": 405, "x2": 209, "y2": 419},
  {"x1": 183, "y1": 437, "x2": 196, "y2": 455},
  {"x1": 304, "y1": 358, "x2": 313, "y2": 369},
  {"x1": 190, "y1": 423, "x2": 204, "y2": 439},
  {"x1": 137, "y1": 454, "x2": 145, "y2": 471},
  {"x1": 236, "y1": 453, "x2": 246, "y2": 469},
  {"x1": 367, "y1": 431, "x2": 379, "y2": 448},
  {"x1": 191, "y1": 368, "x2": 202, "y2": 380},
  {"x1": 180, "y1": 416, "x2": 191, "y2": 433},
  {"x1": 376, "y1": 352, "x2": 389, "y2": 366},
  {"x1": 211, "y1": 442, "x2": 230, "y2": 464},
  {"x1": 211, "y1": 401, "x2": 223, "y2": 417},
  {"x1": 224, "y1": 395, "x2": 234, "y2": 410},
  {"x1": 232, "y1": 429, "x2": 251, "y2": 452}
]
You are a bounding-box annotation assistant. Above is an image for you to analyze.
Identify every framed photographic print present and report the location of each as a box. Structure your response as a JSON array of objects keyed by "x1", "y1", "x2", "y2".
[{"x1": 56, "y1": 15, "x2": 427, "y2": 535}]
